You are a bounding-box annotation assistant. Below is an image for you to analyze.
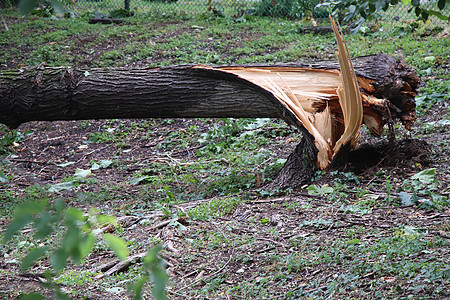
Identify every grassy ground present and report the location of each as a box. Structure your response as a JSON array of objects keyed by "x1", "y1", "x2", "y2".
[{"x1": 0, "y1": 9, "x2": 449, "y2": 299}]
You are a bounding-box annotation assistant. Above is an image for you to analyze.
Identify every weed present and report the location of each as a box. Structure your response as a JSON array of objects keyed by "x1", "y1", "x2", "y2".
[
  {"x1": 0, "y1": 126, "x2": 32, "y2": 155},
  {"x1": 188, "y1": 196, "x2": 241, "y2": 221},
  {"x1": 2, "y1": 199, "x2": 169, "y2": 299}
]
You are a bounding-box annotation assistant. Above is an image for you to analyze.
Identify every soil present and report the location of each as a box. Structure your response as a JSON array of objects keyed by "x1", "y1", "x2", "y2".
[{"x1": 2, "y1": 115, "x2": 448, "y2": 299}]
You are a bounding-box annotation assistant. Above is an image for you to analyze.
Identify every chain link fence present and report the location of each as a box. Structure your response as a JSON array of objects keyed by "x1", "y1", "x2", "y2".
[
  {"x1": 74, "y1": 0, "x2": 448, "y2": 24},
  {"x1": 1, "y1": 0, "x2": 449, "y2": 24}
]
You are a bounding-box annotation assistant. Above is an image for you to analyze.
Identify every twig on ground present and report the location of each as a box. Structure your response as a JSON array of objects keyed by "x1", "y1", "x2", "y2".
[
  {"x1": 73, "y1": 145, "x2": 110, "y2": 164},
  {"x1": 250, "y1": 197, "x2": 289, "y2": 203},
  {"x1": 0, "y1": 12, "x2": 9, "y2": 31},
  {"x1": 174, "y1": 252, "x2": 233, "y2": 294},
  {"x1": 297, "y1": 192, "x2": 322, "y2": 198},
  {"x1": 18, "y1": 273, "x2": 48, "y2": 283},
  {"x1": 256, "y1": 246, "x2": 276, "y2": 254},
  {"x1": 177, "y1": 194, "x2": 241, "y2": 210},
  {"x1": 171, "y1": 144, "x2": 204, "y2": 155},
  {"x1": 150, "y1": 220, "x2": 171, "y2": 231},
  {"x1": 256, "y1": 237, "x2": 288, "y2": 248},
  {"x1": 8, "y1": 158, "x2": 47, "y2": 164}
]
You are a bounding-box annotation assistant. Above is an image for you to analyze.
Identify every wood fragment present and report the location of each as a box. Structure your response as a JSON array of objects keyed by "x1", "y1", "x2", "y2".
[
  {"x1": 88, "y1": 18, "x2": 124, "y2": 24},
  {"x1": 174, "y1": 254, "x2": 233, "y2": 293},
  {"x1": 94, "y1": 252, "x2": 147, "y2": 279},
  {"x1": 150, "y1": 220, "x2": 171, "y2": 231}
]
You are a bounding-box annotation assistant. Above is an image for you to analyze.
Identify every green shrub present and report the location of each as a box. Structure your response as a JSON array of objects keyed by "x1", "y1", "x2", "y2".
[{"x1": 255, "y1": 0, "x2": 327, "y2": 19}]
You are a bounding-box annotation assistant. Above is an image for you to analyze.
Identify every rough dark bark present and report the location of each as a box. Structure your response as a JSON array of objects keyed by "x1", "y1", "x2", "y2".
[
  {"x1": 88, "y1": 18, "x2": 125, "y2": 24},
  {"x1": 0, "y1": 54, "x2": 417, "y2": 130},
  {"x1": 0, "y1": 54, "x2": 419, "y2": 189},
  {"x1": 267, "y1": 136, "x2": 318, "y2": 190},
  {"x1": 297, "y1": 25, "x2": 351, "y2": 35},
  {"x1": 0, "y1": 66, "x2": 299, "y2": 130}
]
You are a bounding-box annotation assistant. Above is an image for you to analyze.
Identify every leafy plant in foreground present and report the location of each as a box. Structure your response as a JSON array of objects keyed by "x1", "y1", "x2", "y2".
[
  {"x1": 319, "y1": 0, "x2": 449, "y2": 33},
  {"x1": 399, "y1": 168, "x2": 449, "y2": 210},
  {"x1": 2, "y1": 199, "x2": 168, "y2": 299},
  {"x1": 0, "y1": 125, "x2": 32, "y2": 155}
]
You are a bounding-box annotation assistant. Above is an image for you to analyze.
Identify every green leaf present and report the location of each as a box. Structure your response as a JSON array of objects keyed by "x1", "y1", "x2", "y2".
[
  {"x1": 33, "y1": 211, "x2": 54, "y2": 239},
  {"x1": 18, "y1": 293, "x2": 46, "y2": 300},
  {"x1": 51, "y1": 248, "x2": 69, "y2": 273},
  {"x1": 18, "y1": 0, "x2": 39, "y2": 14},
  {"x1": 399, "y1": 191, "x2": 418, "y2": 206},
  {"x1": 131, "y1": 275, "x2": 149, "y2": 300},
  {"x1": 419, "y1": 199, "x2": 437, "y2": 210},
  {"x1": 321, "y1": 186, "x2": 334, "y2": 194},
  {"x1": 169, "y1": 219, "x2": 187, "y2": 231},
  {"x1": 307, "y1": 184, "x2": 321, "y2": 195},
  {"x1": 143, "y1": 246, "x2": 168, "y2": 300},
  {"x1": 49, "y1": 0, "x2": 64, "y2": 16},
  {"x1": 260, "y1": 218, "x2": 269, "y2": 224},
  {"x1": 21, "y1": 246, "x2": 49, "y2": 271},
  {"x1": 97, "y1": 159, "x2": 113, "y2": 169},
  {"x1": 3, "y1": 213, "x2": 33, "y2": 242},
  {"x1": 411, "y1": 168, "x2": 436, "y2": 184},
  {"x1": 65, "y1": 207, "x2": 85, "y2": 222},
  {"x1": 151, "y1": 267, "x2": 169, "y2": 300},
  {"x1": 403, "y1": 225, "x2": 427, "y2": 237},
  {"x1": 129, "y1": 175, "x2": 158, "y2": 185},
  {"x1": 74, "y1": 168, "x2": 91, "y2": 179},
  {"x1": 424, "y1": 56, "x2": 436, "y2": 63},
  {"x1": 96, "y1": 214, "x2": 118, "y2": 226},
  {"x1": 129, "y1": 177, "x2": 146, "y2": 185},
  {"x1": 48, "y1": 181, "x2": 75, "y2": 193},
  {"x1": 415, "y1": 6, "x2": 421, "y2": 16},
  {"x1": 0, "y1": 173, "x2": 9, "y2": 183},
  {"x1": 3, "y1": 200, "x2": 47, "y2": 242},
  {"x1": 307, "y1": 184, "x2": 334, "y2": 196},
  {"x1": 438, "y1": 0, "x2": 445, "y2": 10},
  {"x1": 54, "y1": 199, "x2": 66, "y2": 214},
  {"x1": 54, "y1": 288, "x2": 71, "y2": 300},
  {"x1": 348, "y1": 239, "x2": 361, "y2": 245},
  {"x1": 79, "y1": 233, "x2": 95, "y2": 259},
  {"x1": 103, "y1": 234, "x2": 129, "y2": 261},
  {"x1": 55, "y1": 162, "x2": 75, "y2": 167},
  {"x1": 63, "y1": 227, "x2": 82, "y2": 263},
  {"x1": 375, "y1": 0, "x2": 384, "y2": 11},
  {"x1": 426, "y1": 9, "x2": 449, "y2": 20},
  {"x1": 143, "y1": 245, "x2": 163, "y2": 267}
]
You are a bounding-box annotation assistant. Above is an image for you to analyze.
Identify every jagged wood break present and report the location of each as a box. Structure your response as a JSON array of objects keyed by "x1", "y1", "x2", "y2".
[{"x1": 210, "y1": 18, "x2": 387, "y2": 169}]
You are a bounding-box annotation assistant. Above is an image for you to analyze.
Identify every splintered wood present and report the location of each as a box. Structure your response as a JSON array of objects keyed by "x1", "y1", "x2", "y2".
[{"x1": 215, "y1": 18, "x2": 389, "y2": 170}]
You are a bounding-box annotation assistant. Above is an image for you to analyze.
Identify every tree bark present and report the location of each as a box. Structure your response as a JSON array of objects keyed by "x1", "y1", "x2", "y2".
[
  {"x1": 0, "y1": 54, "x2": 417, "y2": 130},
  {"x1": 0, "y1": 65, "x2": 297, "y2": 129},
  {"x1": 0, "y1": 54, "x2": 418, "y2": 189},
  {"x1": 267, "y1": 136, "x2": 318, "y2": 190}
]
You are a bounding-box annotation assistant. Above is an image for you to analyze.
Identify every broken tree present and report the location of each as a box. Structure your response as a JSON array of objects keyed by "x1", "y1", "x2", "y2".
[{"x1": 0, "y1": 20, "x2": 418, "y2": 189}]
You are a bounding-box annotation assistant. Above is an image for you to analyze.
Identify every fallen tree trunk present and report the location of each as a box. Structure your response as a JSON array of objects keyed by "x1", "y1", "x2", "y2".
[
  {"x1": 0, "y1": 53, "x2": 418, "y2": 188},
  {"x1": 0, "y1": 55, "x2": 417, "y2": 131}
]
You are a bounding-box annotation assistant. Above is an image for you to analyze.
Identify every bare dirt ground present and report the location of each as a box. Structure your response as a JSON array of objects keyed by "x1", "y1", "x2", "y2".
[{"x1": 1, "y1": 115, "x2": 448, "y2": 299}]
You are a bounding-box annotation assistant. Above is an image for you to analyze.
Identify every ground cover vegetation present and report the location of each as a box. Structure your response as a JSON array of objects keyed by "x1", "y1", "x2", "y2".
[{"x1": 0, "y1": 6, "x2": 449, "y2": 299}]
